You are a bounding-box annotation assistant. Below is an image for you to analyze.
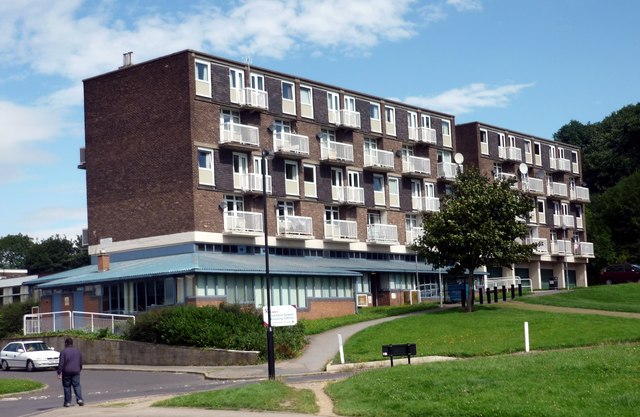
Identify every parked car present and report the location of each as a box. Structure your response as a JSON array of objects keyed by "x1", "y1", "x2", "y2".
[
  {"x1": 1, "y1": 341, "x2": 60, "y2": 372},
  {"x1": 600, "y1": 263, "x2": 640, "y2": 285}
]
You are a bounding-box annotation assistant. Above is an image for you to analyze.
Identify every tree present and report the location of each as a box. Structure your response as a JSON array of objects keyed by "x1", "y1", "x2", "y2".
[
  {"x1": 25, "y1": 234, "x2": 90, "y2": 275},
  {"x1": 412, "y1": 168, "x2": 536, "y2": 312},
  {"x1": 0, "y1": 234, "x2": 35, "y2": 269}
]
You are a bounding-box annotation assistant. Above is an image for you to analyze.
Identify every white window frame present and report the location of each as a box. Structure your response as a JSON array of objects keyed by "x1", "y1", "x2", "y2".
[
  {"x1": 281, "y1": 81, "x2": 295, "y2": 115},
  {"x1": 370, "y1": 102, "x2": 381, "y2": 133},
  {"x1": 303, "y1": 164, "x2": 317, "y2": 198},
  {"x1": 285, "y1": 160, "x2": 299, "y2": 196},
  {"x1": 197, "y1": 148, "x2": 214, "y2": 186},
  {"x1": 224, "y1": 194, "x2": 244, "y2": 212},
  {"x1": 534, "y1": 142, "x2": 542, "y2": 166},
  {"x1": 480, "y1": 128, "x2": 489, "y2": 155},
  {"x1": 300, "y1": 85, "x2": 313, "y2": 119},
  {"x1": 421, "y1": 114, "x2": 431, "y2": 129},
  {"x1": 229, "y1": 68, "x2": 244, "y2": 104},
  {"x1": 221, "y1": 109, "x2": 241, "y2": 124},
  {"x1": 441, "y1": 119, "x2": 452, "y2": 147},
  {"x1": 327, "y1": 91, "x2": 340, "y2": 124},
  {"x1": 194, "y1": 59, "x2": 211, "y2": 97},
  {"x1": 537, "y1": 198, "x2": 546, "y2": 224},
  {"x1": 369, "y1": 102, "x2": 381, "y2": 121},
  {"x1": 373, "y1": 173, "x2": 386, "y2": 206},
  {"x1": 524, "y1": 139, "x2": 533, "y2": 164},
  {"x1": 250, "y1": 73, "x2": 265, "y2": 91},
  {"x1": 385, "y1": 106, "x2": 396, "y2": 136},
  {"x1": 388, "y1": 177, "x2": 400, "y2": 208},
  {"x1": 408, "y1": 111, "x2": 418, "y2": 141}
]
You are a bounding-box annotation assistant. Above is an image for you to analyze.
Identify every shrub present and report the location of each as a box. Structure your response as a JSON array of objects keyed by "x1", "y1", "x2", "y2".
[
  {"x1": 125, "y1": 304, "x2": 306, "y2": 360},
  {"x1": 0, "y1": 299, "x2": 37, "y2": 338}
]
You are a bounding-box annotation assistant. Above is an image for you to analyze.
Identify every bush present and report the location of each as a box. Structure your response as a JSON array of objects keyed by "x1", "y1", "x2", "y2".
[
  {"x1": 125, "y1": 304, "x2": 306, "y2": 360},
  {"x1": 0, "y1": 299, "x2": 37, "y2": 338}
]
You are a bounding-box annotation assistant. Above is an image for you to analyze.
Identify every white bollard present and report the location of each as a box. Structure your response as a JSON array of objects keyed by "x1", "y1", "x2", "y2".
[
  {"x1": 338, "y1": 334, "x2": 345, "y2": 364},
  {"x1": 524, "y1": 321, "x2": 530, "y2": 353}
]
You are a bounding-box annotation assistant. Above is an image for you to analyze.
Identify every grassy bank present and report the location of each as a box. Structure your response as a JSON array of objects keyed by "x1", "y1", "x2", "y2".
[
  {"x1": 522, "y1": 283, "x2": 640, "y2": 313},
  {"x1": 0, "y1": 378, "x2": 44, "y2": 395}
]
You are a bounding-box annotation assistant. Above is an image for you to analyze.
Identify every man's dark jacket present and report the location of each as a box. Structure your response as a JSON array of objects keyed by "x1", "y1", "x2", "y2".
[{"x1": 57, "y1": 347, "x2": 83, "y2": 376}]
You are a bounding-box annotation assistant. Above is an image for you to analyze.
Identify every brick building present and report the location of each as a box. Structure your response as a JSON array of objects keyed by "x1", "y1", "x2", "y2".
[{"x1": 30, "y1": 50, "x2": 591, "y2": 318}]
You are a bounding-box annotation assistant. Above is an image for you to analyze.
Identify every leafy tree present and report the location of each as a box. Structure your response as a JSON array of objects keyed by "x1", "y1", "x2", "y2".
[
  {"x1": 412, "y1": 168, "x2": 536, "y2": 312},
  {"x1": 0, "y1": 299, "x2": 37, "y2": 338},
  {"x1": 0, "y1": 234, "x2": 35, "y2": 269},
  {"x1": 25, "y1": 234, "x2": 89, "y2": 275}
]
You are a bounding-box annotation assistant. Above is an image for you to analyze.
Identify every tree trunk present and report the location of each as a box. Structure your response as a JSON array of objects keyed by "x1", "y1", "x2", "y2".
[{"x1": 466, "y1": 270, "x2": 475, "y2": 312}]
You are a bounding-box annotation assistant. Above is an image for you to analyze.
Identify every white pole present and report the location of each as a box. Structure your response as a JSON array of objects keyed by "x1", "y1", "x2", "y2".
[
  {"x1": 338, "y1": 334, "x2": 345, "y2": 364},
  {"x1": 524, "y1": 321, "x2": 530, "y2": 353}
]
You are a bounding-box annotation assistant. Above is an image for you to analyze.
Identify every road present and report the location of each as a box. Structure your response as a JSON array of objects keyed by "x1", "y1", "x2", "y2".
[{"x1": 0, "y1": 369, "x2": 249, "y2": 417}]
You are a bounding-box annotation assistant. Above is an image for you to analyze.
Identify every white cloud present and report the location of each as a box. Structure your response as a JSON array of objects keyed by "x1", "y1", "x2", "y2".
[
  {"x1": 403, "y1": 82, "x2": 535, "y2": 114},
  {"x1": 446, "y1": 0, "x2": 483, "y2": 12}
]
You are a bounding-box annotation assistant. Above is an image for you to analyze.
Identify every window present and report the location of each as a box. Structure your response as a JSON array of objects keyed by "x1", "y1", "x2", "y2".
[
  {"x1": 198, "y1": 148, "x2": 214, "y2": 185},
  {"x1": 300, "y1": 85, "x2": 313, "y2": 118},
  {"x1": 303, "y1": 164, "x2": 317, "y2": 197},
  {"x1": 221, "y1": 109, "x2": 240, "y2": 124},
  {"x1": 373, "y1": 174, "x2": 385, "y2": 206},
  {"x1": 250, "y1": 73, "x2": 265, "y2": 91},
  {"x1": 441, "y1": 119, "x2": 452, "y2": 147},
  {"x1": 229, "y1": 68, "x2": 244, "y2": 103},
  {"x1": 388, "y1": 177, "x2": 399, "y2": 207},
  {"x1": 224, "y1": 194, "x2": 244, "y2": 212},
  {"x1": 385, "y1": 106, "x2": 396, "y2": 136},
  {"x1": 524, "y1": 139, "x2": 533, "y2": 163},
  {"x1": 282, "y1": 81, "x2": 295, "y2": 115},
  {"x1": 537, "y1": 198, "x2": 546, "y2": 224},
  {"x1": 327, "y1": 91, "x2": 340, "y2": 124},
  {"x1": 370, "y1": 102, "x2": 381, "y2": 133},
  {"x1": 285, "y1": 161, "x2": 299, "y2": 195},
  {"x1": 480, "y1": 129, "x2": 488, "y2": 155},
  {"x1": 408, "y1": 111, "x2": 418, "y2": 141},
  {"x1": 421, "y1": 114, "x2": 431, "y2": 128},
  {"x1": 534, "y1": 142, "x2": 542, "y2": 166},
  {"x1": 195, "y1": 59, "x2": 211, "y2": 97},
  {"x1": 277, "y1": 200, "x2": 295, "y2": 217}
]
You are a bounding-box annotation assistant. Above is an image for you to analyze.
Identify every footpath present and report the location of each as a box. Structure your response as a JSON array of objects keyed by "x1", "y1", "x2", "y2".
[{"x1": 33, "y1": 302, "x2": 640, "y2": 417}]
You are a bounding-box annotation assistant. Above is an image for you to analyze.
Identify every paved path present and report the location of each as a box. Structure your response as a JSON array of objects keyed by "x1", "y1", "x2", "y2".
[{"x1": 32, "y1": 302, "x2": 640, "y2": 417}]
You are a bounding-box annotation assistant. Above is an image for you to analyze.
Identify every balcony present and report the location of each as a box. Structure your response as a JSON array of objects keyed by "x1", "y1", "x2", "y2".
[
  {"x1": 523, "y1": 177, "x2": 544, "y2": 194},
  {"x1": 569, "y1": 186, "x2": 590, "y2": 202},
  {"x1": 234, "y1": 173, "x2": 272, "y2": 194},
  {"x1": 320, "y1": 140, "x2": 354, "y2": 164},
  {"x1": 574, "y1": 242, "x2": 595, "y2": 257},
  {"x1": 525, "y1": 237, "x2": 549, "y2": 255},
  {"x1": 406, "y1": 226, "x2": 424, "y2": 245},
  {"x1": 408, "y1": 127, "x2": 419, "y2": 142},
  {"x1": 437, "y1": 162, "x2": 459, "y2": 180},
  {"x1": 324, "y1": 220, "x2": 358, "y2": 241},
  {"x1": 412, "y1": 196, "x2": 440, "y2": 212},
  {"x1": 223, "y1": 211, "x2": 263, "y2": 235},
  {"x1": 550, "y1": 157, "x2": 571, "y2": 172},
  {"x1": 402, "y1": 156, "x2": 431, "y2": 176},
  {"x1": 550, "y1": 239, "x2": 572, "y2": 256},
  {"x1": 332, "y1": 185, "x2": 365, "y2": 205},
  {"x1": 220, "y1": 122, "x2": 260, "y2": 148},
  {"x1": 273, "y1": 132, "x2": 309, "y2": 157},
  {"x1": 277, "y1": 215, "x2": 313, "y2": 238},
  {"x1": 498, "y1": 146, "x2": 522, "y2": 162},
  {"x1": 553, "y1": 214, "x2": 575, "y2": 229},
  {"x1": 547, "y1": 181, "x2": 568, "y2": 198},
  {"x1": 420, "y1": 127, "x2": 437, "y2": 144},
  {"x1": 366, "y1": 223, "x2": 398, "y2": 245},
  {"x1": 329, "y1": 109, "x2": 361, "y2": 129},
  {"x1": 364, "y1": 149, "x2": 394, "y2": 171}
]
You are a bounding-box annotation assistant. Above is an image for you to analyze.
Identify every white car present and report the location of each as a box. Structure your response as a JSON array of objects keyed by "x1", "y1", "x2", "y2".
[{"x1": 1, "y1": 340, "x2": 60, "y2": 372}]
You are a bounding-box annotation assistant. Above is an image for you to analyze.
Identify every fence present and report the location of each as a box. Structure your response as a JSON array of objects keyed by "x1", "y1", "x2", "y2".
[{"x1": 24, "y1": 311, "x2": 135, "y2": 336}]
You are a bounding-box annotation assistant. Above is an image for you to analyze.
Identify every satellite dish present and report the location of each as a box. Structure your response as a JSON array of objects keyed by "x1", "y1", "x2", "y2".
[
  {"x1": 454, "y1": 153, "x2": 464, "y2": 164},
  {"x1": 519, "y1": 163, "x2": 528, "y2": 174}
]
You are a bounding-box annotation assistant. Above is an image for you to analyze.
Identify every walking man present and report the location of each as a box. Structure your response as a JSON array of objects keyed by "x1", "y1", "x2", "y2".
[{"x1": 57, "y1": 337, "x2": 84, "y2": 407}]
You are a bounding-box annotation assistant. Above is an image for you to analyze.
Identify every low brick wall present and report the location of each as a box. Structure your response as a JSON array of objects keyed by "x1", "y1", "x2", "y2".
[{"x1": 0, "y1": 336, "x2": 259, "y2": 366}]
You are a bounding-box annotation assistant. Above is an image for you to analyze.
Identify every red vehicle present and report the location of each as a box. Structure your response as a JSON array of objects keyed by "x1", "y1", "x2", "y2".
[{"x1": 600, "y1": 263, "x2": 640, "y2": 285}]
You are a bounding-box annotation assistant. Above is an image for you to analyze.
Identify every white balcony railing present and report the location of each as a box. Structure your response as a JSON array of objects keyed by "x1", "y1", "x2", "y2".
[
  {"x1": 412, "y1": 196, "x2": 440, "y2": 212},
  {"x1": 570, "y1": 186, "x2": 590, "y2": 202},
  {"x1": 550, "y1": 157, "x2": 571, "y2": 172},
  {"x1": 366, "y1": 224, "x2": 398, "y2": 244},
  {"x1": 340, "y1": 109, "x2": 361, "y2": 129},
  {"x1": 419, "y1": 127, "x2": 437, "y2": 144},
  {"x1": 324, "y1": 220, "x2": 358, "y2": 241},
  {"x1": 408, "y1": 127, "x2": 419, "y2": 141},
  {"x1": 402, "y1": 156, "x2": 431, "y2": 175},
  {"x1": 547, "y1": 182, "x2": 568, "y2": 197},
  {"x1": 553, "y1": 214, "x2": 575, "y2": 229},
  {"x1": 525, "y1": 237, "x2": 548, "y2": 254},
  {"x1": 406, "y1": 226, "x2": 424, "y2": 245},
  {"x1": 550, "y1": 239, "x2": 572, "y2": 256},
  {"x1": 244, "y1": 87, "x2": 269, "y2": 109},
  {"x1": 364, "y1": 149, "x2": 394, "y2": 170},
  {"x1": 437, "y1": 162, "x2": 459, "y2": 179},
  {"x1": 273, "y1": 132, "x2": 309, "y2": 155},
  {"x1": 524, "y1": 177, "x2": 544, "y2": 194},
  {"x1": 574, "y1": 242, "x2": 594, "y2": 257},
  {"x1": 234, "y1": 173, "x2": 272, "y2": 193},
  {"x1": 331, "y1": 185, "x2": 365, "y2": 205},
  {"x1": 277, "y1": 215, "x2": 313, "y2": 237},
  {"x1": 498, "y1": 146, "x2": 522, "y2": 161},
  {"x1": 320, "y1": 140, "x2": 354, "y2": 163},
  {"x1": 223, "y1": 211, "x2": 263, "y2": 234},
  {"x1": 220, "y1": 122, "x2": 260, "y2": 147}
]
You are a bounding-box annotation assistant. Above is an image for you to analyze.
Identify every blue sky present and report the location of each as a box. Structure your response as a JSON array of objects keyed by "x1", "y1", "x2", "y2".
[{"x1": 1, "y1": 0, "x2": 639, "y2": 240}]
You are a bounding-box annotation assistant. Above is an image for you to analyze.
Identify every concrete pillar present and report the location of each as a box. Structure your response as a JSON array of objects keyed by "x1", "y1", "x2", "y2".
[
  {"x1": 529, "y1": 261, "x2": 541, "y2": 290},
  {"x1": 553, "y1": 261, "x2": 566, "y2": 289},
  {"x1": 575, "y1": 262, "x2": 588, "y2": 287}
]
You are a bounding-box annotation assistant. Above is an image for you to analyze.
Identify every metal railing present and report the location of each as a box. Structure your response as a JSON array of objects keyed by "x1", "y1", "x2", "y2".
[
  {"x1": 364, "y1": 149, "x2": 394, "y2": 169},
  {"x1": 402, "y1": 156, "x2": 430, "y2": 175},
  {"x1": 24, "y1": 311, "x2": 135, "y2": 336},
  {"x1": 366, "y1": 224, "x2": 398, "y2": 244},
  {"x1": 274, "y1": 132, "x2": 309, "y2": 155},
  {"x1": 324, "y1": 220, "x2": 358, "y2": 241},
  {"x1": 220, "y1": 122, "x2": 260, "y2": 146}
]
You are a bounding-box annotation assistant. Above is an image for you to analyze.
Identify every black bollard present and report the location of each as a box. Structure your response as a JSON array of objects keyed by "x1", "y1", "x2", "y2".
[
  {"x1": 518, "y1": 283, "x2": 522, "y2": 296},
  {"x1": 461, "y1": 288, "x2": 466, "y2": 308},
  {"x1": 486, "y1": 287, "x2": 491, "y2": 304},
  {"x1": 511, "y1": 284, "x2": 515, "y2": 299},
  {"x1": 502, "y1": 285, "x2": 507, "y2": 302},
  {"x1": 479, "y1": 287, "x2": 484, "y2": 304},
  {"x1": 493, "y1": 286, "x2": 498, "y2": 303}
]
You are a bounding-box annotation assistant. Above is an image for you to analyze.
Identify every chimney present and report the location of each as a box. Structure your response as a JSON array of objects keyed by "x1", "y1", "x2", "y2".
[
  {"x1": 97, "y1": 251, "x2": 110, "y2": 272},
  {"x1": 119, "y1": 52, "x2": 133, "y2": 69}
]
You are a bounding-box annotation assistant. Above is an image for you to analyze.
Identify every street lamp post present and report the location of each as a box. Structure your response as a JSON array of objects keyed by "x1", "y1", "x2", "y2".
[{"x1": 262, "y1": 149, "x2": 276, "y2": 380}]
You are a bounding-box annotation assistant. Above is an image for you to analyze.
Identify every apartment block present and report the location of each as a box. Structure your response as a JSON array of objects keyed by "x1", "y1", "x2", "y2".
[{"x1": 456, "y1": 122, "x2": 593, "y2": 289}]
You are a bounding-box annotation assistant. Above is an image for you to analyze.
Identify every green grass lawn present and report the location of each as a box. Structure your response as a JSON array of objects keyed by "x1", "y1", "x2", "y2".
[
  {"x1": 153, "y1": 380, "x2": 318, "y2": 414},
  {"x1": 301, "y1": 302, "x2": 437, "y2": 335},
  {"x1": 327, "y1": 343, "x2": 640, "y2": 417},
  {"x1": 521, "y1": 283, "x2": 640, "y2": 313},
  {"x1": 0, "y1": 378, "x2": 45, "y2": 395}
]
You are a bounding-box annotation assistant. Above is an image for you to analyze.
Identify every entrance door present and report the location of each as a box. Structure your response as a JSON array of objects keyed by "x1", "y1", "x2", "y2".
[{"x1": 233, "y1": 153, "x2": 249, "y2": 190}]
